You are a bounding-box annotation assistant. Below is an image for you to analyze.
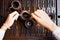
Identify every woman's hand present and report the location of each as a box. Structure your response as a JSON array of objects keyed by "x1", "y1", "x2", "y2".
[
  {"x1": 31, "y1": 10, "x2": 57, "y2": 32},
  {"x1": 1, "y1": 11, "x2": 19, "y2": 31}
]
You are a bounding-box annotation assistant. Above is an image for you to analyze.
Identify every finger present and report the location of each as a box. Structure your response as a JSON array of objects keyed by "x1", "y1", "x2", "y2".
[
  {"x1": 37, "y1": 10, "x2": 45, "y2": 16},
  {"x1": 37, "y1": 10, "x2": 49, "y2": 19},
  {"x1": 13, "y1": 13, "x2": 19, "y2": 21},
  {"x1": 34, "y1": 10, "x2": 44, "y2": 18},
  {"x1": 31, "y1": 13, "x2": 45, "y2": 25},
  {"x1": 31, "y1": 13, "x2": 41, "y2": 21},
  {"x1": 34, "y1": 11, "x2": 41, "y2": 18},
  {"x1": 9, "y1": 11, "x2": 19, "y2": 17},
  {"x1": 37, "y1": 10, "x2": 49, "y2": 17}
]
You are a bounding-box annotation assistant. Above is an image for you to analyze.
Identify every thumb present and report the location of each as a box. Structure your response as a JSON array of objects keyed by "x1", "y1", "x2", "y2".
[{"x1": 31, "y1": 13, "x2": 40, "y2": 21}]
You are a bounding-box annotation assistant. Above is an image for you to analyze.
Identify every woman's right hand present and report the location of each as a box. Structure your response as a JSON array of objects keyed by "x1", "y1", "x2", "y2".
[
  {"x1": 1, "y1": 11, "x2": 19, "y2": 31},
  {"x1": 31, "y1": 10, "x2": 57, "y2": 32}
]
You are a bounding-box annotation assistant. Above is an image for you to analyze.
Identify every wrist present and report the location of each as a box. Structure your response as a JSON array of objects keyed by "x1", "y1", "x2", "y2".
[
  {"x1": 1, "y1": 25, "x2": 8, "y2": 31},
  {"x1": 1, "y1": 23, "x2": 10, "y2": 31},
  {"x1": 48, "y1": 23, "x2": 57, "y2": 32}
]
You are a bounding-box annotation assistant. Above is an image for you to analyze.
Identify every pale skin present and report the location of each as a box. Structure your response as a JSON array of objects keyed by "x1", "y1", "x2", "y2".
[
  {"x1": 31, "y1": 9, "x2": 57, "y2": 32},
  {"x1": 0, "y1": 11, "x2": 19, "y2": 31},
  {"x1": 0, "y1": 9, "x2": 58, "y2": 33}
]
